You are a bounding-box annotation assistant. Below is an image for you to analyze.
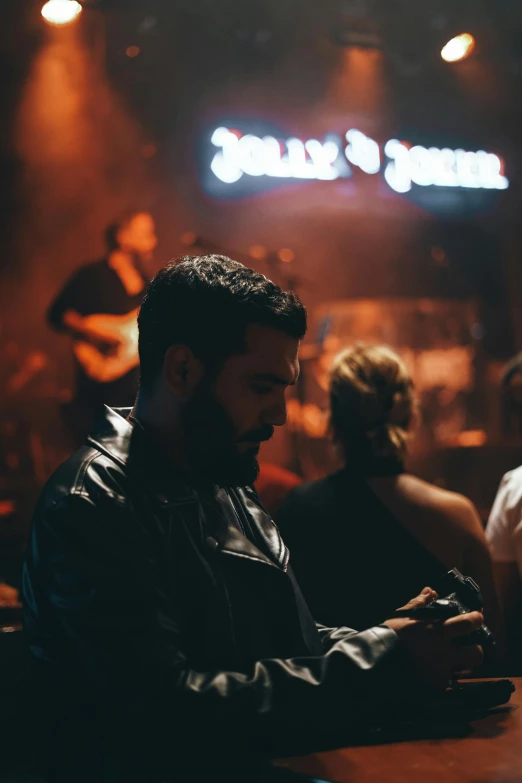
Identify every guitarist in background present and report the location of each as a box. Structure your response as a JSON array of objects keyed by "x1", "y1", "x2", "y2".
[{"x1": 48, "y1": 211, "x2": 157, "y2": 445}]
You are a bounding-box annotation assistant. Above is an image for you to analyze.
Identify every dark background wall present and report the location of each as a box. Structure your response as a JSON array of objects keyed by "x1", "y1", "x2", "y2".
[{"x1": 2, "y1": 0, "x2": 522, "y2": 540}]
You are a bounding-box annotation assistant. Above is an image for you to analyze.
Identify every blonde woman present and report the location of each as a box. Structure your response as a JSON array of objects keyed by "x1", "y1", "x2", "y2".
[{"x1": 277, "y1": 345, "x2": 498, "y2": 638}]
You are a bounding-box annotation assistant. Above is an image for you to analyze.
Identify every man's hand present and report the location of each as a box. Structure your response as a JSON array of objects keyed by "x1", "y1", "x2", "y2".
[{"x1": 384, "y1": 587, "x2": 484, "y2": 690}]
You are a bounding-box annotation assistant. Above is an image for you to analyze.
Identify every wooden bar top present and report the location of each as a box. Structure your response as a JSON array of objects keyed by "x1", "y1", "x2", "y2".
[{"x1": 278, "y1": 678, "x2": 521, "y2": 783}]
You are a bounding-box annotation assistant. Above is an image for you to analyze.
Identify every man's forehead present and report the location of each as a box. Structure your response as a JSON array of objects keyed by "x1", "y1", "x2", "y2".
[{"x1": 236, "y1": 324, "x2": 300, "y2": 381}]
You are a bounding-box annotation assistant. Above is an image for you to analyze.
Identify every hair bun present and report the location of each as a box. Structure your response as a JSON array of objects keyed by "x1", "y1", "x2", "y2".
[{"x1": 329, "y1": 345, "x2": 416, "y2": 463}]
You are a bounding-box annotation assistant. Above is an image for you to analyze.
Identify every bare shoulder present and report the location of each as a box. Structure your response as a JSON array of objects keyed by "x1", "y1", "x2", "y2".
[{"x1": 396, "y1": 474, "x2": 483, "y2": 537}]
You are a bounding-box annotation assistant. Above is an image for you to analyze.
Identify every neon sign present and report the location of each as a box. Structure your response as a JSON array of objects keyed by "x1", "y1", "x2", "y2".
[
  {"x1": 383, "y1": 139, "x2": 508, "y2": 193},
  {"x1": 209, "y1": 126, "x2": 509, "y2": 193},
  {"x1": 210, "y1": 127, "x2": 343, "y2": 183}
]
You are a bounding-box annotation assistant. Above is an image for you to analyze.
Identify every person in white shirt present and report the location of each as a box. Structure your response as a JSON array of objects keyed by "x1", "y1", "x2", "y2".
[
  {"x1": 486, "y1": 353, "x2": 522, "y2": 671},
  {"x1": 486, "y1": 466, "x2": 522, "y2": 671}
]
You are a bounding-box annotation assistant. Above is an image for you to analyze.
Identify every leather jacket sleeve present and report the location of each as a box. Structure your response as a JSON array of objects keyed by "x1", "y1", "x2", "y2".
[
  {"x1": 26, "y1": 494, "x2": 416, "y2": 768},
  {"x1": 316, "y1": 623, "x2": 361, "y2": 650}
]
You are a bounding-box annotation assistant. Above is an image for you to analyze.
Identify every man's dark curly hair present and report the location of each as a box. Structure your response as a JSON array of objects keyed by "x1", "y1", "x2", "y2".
[{"x1": 138, "y1": 255, "x2": 307, "y2": 394}]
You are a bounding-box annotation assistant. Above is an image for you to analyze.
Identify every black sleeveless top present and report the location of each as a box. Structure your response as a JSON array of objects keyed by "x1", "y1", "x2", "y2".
[{"x1": 276, "y1": 467, "x2": 447, "y2": 631}]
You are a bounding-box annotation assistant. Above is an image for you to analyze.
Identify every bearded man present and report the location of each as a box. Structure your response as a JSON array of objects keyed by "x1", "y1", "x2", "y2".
[{"x1": 23, "y1": 256, "x2": 483, "y2": 783}]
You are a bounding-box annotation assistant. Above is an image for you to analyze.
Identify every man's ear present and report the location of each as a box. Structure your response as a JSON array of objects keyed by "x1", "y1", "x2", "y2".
[{"x1": 163, "y1": 345, "x2": 204, "y2": 396}]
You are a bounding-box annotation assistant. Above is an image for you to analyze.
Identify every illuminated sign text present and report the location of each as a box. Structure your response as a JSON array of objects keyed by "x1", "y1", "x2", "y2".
[{"x1": 209, "y1": 127, "x2": 509, "y2": 193}]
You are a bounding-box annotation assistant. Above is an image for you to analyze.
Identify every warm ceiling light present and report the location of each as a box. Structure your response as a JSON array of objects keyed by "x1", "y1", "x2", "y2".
[
  {"x1": 41, "y1": 0, "x2": 82, "y2": 26},
  {"x1": 278, "y1": 248, "x2": 296, "y2": 264},
  {"x1": 441, "y1": 33, "x2": 475, "y2": 63},
  {"x1": 249, "y1": 245, "x2": 268, "y2": 260}
]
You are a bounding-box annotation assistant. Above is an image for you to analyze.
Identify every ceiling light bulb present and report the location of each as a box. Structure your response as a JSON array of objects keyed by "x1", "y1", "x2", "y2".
[
  {"x1": 41, "y1": 0, "x2": 82, "y2": 26},
  {"x1": 441, "y1": 33, "x2": 475, "y2": 63}
]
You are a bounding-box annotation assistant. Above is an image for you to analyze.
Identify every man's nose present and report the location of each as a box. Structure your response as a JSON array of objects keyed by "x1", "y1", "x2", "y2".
[{"x1": 264, "y1": 395, "x2": 288, "y2": 428}]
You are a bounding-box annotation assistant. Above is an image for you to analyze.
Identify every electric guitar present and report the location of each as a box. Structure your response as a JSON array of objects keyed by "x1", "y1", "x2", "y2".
[{"x1": 73, "y1": 308, "x2": 139, "y2": 383}]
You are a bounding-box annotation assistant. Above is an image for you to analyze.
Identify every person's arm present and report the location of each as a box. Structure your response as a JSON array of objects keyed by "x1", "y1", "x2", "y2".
[
  {"x1": 48, "y1": 280, "x2": 118, "y2": 344},
  {"x1": 458, "y1": 501, "x2": 500, "y2": 642},
  {"x1": 26, "y1": 493, "x2": 482, "y2": 777},
  {"x1": 60, "y1": 308, "x2": 89, "y2": 334},
  {"x1": 51, "y1": 306, "x2": 116, "y2": 346},
  {"x1": 486, "y1": 474, "x2": 522, "y2": 665}
]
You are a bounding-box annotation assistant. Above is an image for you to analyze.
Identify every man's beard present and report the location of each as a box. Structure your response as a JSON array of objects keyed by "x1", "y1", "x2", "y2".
[{"x1": 182, "y1": 381, "x2": 274, "y2": 486}]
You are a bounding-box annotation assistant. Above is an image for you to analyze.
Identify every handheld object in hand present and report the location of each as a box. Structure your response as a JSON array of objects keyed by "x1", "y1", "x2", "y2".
[{"x1": 393, "y1": 568, "x2": 494, "y2": 649}]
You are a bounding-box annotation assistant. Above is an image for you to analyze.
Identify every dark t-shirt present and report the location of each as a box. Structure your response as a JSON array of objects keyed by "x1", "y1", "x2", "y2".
[
  {"x1": 48, "y1": 259, "x2": 147, "y2": 408},
  {"x1": 48, "y1": 258, "x2": 146, "y2": 326},
  {"x1": 276, "y1": 469, "x2": 446, "y2": 631}
]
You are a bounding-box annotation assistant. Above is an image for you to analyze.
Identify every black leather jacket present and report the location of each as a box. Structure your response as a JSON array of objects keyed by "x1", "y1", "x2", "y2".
[{"x1": 23, "y1": 407, "x2": 414, "y2": 782}]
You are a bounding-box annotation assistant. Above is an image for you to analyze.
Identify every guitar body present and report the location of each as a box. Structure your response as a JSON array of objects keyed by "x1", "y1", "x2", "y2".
[{"x1": 73, "y1": 309, "x2": 139, "y2": 383}]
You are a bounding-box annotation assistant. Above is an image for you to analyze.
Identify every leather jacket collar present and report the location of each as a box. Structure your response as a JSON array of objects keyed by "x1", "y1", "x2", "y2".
[
  {"x1": 86, "y1": 406, "x2": 289, "y2": 572},
  {"x1": 87, "y1": 405, "x2": 196, "y2": 507}
]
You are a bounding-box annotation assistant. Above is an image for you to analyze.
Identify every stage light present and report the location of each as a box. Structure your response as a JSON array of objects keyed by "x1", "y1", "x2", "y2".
[
  {"x1": 278, "y1": 248, "x2": 295, "y2": 264},
  {"x1": 180, "y1": 231, "x2": 198, "y2": 247},
  {"x1": 41, "y1": 0, "x2": 82, "y2": 25},
  {"x1": 441, "y1": 33, "x2": 475, "y2": 63},
  {"x1": 249, "y1": 245, "x2": 268, "y2": 261}
]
